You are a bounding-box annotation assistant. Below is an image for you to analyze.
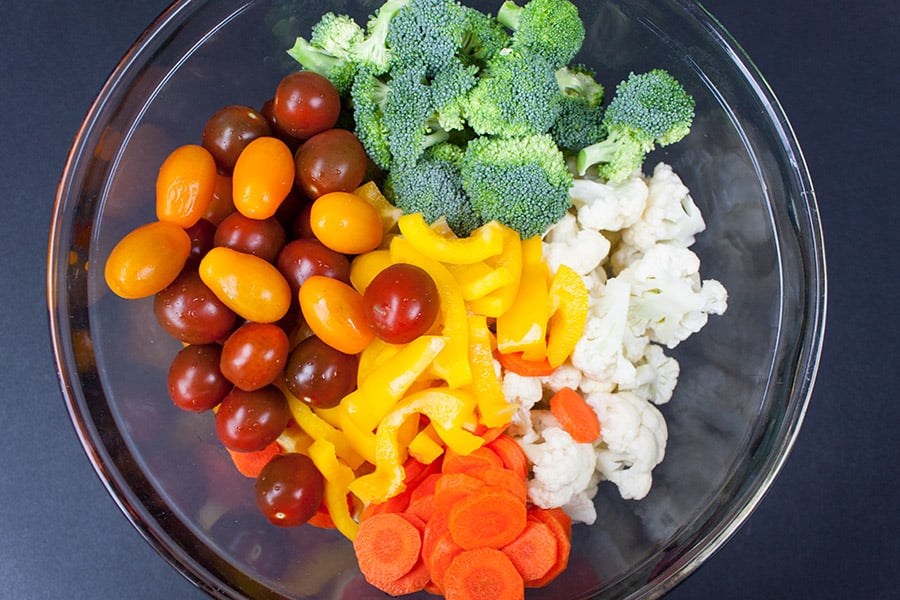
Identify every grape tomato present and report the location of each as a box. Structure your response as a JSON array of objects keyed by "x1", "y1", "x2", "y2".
[
  {"x1": 283, "y1": 335, "x2": 358, "y2": 409},
  {"x1": 154, "y1": 268, "x2": 238, "y2": 344},
  {"x1": 105, "y1": 220, "x2": 191, "y2": 299},
  {"x1": 155, "y1": 144, "x2": 218, "y2": 228},
  {"x1": 199, "y1": 247, "x2": 292, "y2": 324},
  {"x1": 298, "y1": 275, "x2": 374, "y2": 355},
  {"x1": 363, "y1": 263, "x2": 440, "y2": 344},
  {"x1": 214, "y1": 212, "x2": 286, "y2": 264},
  {"x1": 220, "y1": 322, "x2": 290, "y2": 392},
  {"x1": 254, "y1": 453, "x2": 324, "y2": 528},
  {"x1": 201, "y1": 104, "x2": 272, "y2": 172},
  {"x1": 294, "y1": 128, "x2": 367, "y2": 199},
  {"x1": 272, "y1": 71, "x2": 341, "y2": 140},
  {"x1": 277, "y1": 238, "x2": 351, "y2": 298},
  {"x1": 309, "y1": 191, "x2": 383, "y2": 255},
  {"x1": 215, "y1": 385, "x2": 291, "y2": 452},
  {"x1": 232, "y1": 136, "x2": 295, "y2": 220},
  {"x1": 167, "y1": 344, "x2": 232, "y2": 412}
]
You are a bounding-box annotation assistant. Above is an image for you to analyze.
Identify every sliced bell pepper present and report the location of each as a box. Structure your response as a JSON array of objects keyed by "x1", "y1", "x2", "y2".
[
  {"x1": 397, "y1": 213, "x2": 504, "y2": 264},
  {"x1": 354, "y1": 181, "x2": 402, "y2": 235},
  {"x1": 407, "y1": 424, "x2": 445, "y2": 465},
  {"x1": 446, "y1": 260, "x2": 516, "y2": 301},
  {"x1": 349, "y1": 248, "x2": 393, "y2": 294},
  {"x1": 284, "y1": 389, "x2": 365, "y2": 470},
  {"x1": 466, "y1": 314, "x2": 515, "y2": 428},
  {"x1": 466, "y1": 223, "x2": 523, "y2": 317},
  {"x1": 546, "y1": 263, "x2": 589, "y2": 367},
  {"x1": 496, "y1": 235, "x2": 550, "y2": 361},
  {"x1": 307, "y1": 438, "x2": 360, "y2": 540}
]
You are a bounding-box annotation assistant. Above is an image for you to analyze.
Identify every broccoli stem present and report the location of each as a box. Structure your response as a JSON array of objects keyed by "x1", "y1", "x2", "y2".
[{"x1": 496, "y1": 1, "x2": 522, "y2": 30}]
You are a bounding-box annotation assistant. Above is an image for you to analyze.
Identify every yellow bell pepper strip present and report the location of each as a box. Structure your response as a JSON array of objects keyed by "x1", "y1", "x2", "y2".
[
  {"x1": 546, "y1": 264, "x2": 590, "y2": 367},
  {"x1": 356, "y1": 336, "x2": 402, "y2": 387},
  {"x1": 354, "y1": 181, "x2": 402, "y2": 235},
  {"x1": 466, "y1": 314, "x2": 515, "y2": 428},
  {"x1": 431, "y1": 421, "x2": 486, "y2": 455},
  {"x1": 466, "y1": 223, "x2": 523, "y2": 317},
  {"x1": 390, "y1": 237, "x2": 471, "y2": 388},
  {"x1": 496, "y1": 235, "x2": 550, "y2": 361},
  {"x1": 348, "y1": 387, "x2": 481, "y2": 503},
  {"x1": 284, "y1": 390, "x2": 366, "y2": 470},
  {"x1": 326, "y1": 391, "x2": 378, "y2": 465},
  {"x1": 407, "y1": 424, "x2": 444, "y2": 464},
  {"x1": 397, "y1": 213, "x2": 504, "y2": 264},
  {"x1": 446, "y1": 261, "x2": 516, "y2": 301},
  {"x1": 276, "y1": 421, "x2": 314, "y2": 455},
  {"x1": 307, "y1": 438, "x2": 360, "y2": 540},
  {"x1": 346, "y1": 335, "x2": 447, "y2": 432},
  {"x1": 349, "y1": 248, "x2": 393, "y2": 294}
]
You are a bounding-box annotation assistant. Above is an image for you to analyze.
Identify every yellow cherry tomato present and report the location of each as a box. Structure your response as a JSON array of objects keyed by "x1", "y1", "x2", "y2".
[
  {"x1": 232, "y1": 136, "x2": 294, "y2": 220},
  {"x1": 104, "y1": 220, "x2": 191, "y2": 299},
  {"x1": 298, "y1": 275, "x2": 374, "y2": 355},
  {"x1": 310, "y1": 191, "x2": 383, "y2": 254},
  {"x1": 198, "y1": 246, "x2": 291, "y2": 323},
  {"x1": 155, "y1": 144, "x2": 217, "y2": 228}
]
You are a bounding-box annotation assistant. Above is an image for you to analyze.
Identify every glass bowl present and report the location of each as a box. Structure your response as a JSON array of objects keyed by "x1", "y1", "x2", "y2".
[{"x1": 47, "y1": 0, "x2": 826, "y2": 598}]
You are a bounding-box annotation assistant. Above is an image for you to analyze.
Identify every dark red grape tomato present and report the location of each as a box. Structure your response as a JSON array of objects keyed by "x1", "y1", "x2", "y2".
[
  {"x1": 283, "y1": 335, "x2": 357, "y2": 409},
  {"x1": 272, "y1": 71, "x2": 341, "y2": 139},
  {"x1": 201, "y1": 104, "x2": 272, "y2": 172},
  {"x1": 215, "y1": 385, "x2": 290, "y2": 452},
  {"x1": 254, "y1": 453, "x2": 324, "y2": 527},
  {"x1": 154, "y1": 268, "x2": 237, "y2": 344},
  {"x1": 294, "y1": 128, "x2": 367, "y2": 199},
  {"x1": 220, "y1": 322, "x2": 290, "y2": 392},
  {"x1": 213, "y1": 212, "x2": 286, "y2": 263},
  {"x1": 363, "y1": 263, "x2": 440, "y2": 344},
  {"x1": 167, "y1": 344, "x2": 232, "y2": 412},
  {"x1": 276, "y1": 238, "x2": 351, "y2": 298}
]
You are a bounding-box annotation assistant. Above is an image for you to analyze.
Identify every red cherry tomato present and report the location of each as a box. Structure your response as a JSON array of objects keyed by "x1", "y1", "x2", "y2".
[
  {"x1": 220, "y1": 322, "x2": 290, "y2": 392},
  {"x1": 214, "y1": 385, "x2": 290, "y2": 452},
  {"x1": 294, "y1": 128, "x2": 367, "y2": 199},
  {"x1": 272, "y1": 72, "x2": 341, "y2": 139},
  {"x1": 254, "y1": 453, "x2": 324, "y2": 527},
  {"x1": 167, "y1": 344, "x2": 232, "y2": 412},
  {"x1": 363, "y1": 263, "x2": 440, "y2": 344}
]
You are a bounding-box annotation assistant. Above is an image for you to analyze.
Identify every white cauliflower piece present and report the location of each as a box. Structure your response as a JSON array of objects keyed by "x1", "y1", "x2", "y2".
[
  {"x1": 519, "y1": 416, "x2": 597, "y2": 512},
  {"x1": 542, "y1": 213, "x2": 611, "y2": 280},
  {"x1": 501, "y1": 371, "x2": 544, "y2": 411},
  {"x1": 617, "y1": 243, "x2": 728, "y2": 349},
  {"x1": 562, "y1": 470, "x2": 600, "y2": 525},
  {"x1": 620, "y1": 162, "x2": 706, "y2": 252},
  {"x1": 569, "y1": 172, "x2": 649, "y2": 232},
  {"x1": 540, "y1": 363, "x2": 583, "y2": 394},
  {"x1": 570, "y1": 277, "x2": 637, "y2": 388},
  {"x1": 587, "y1": 391, "x2": 668, "y2": 500},
  {"x1": 620, "y1": 344, "x2": 680, "y2": 405}
]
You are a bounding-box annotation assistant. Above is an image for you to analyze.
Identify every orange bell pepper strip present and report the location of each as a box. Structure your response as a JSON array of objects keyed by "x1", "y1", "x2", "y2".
[
  {"x1": 496, "y1": 235, "x2": 550, "y2": 361},
  {"x1": 546, "y1": 264, "x2": 589, "y2": 368}
]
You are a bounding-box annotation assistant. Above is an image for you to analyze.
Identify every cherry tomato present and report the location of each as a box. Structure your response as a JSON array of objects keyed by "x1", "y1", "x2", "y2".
[
  {"x1": 232, "y1": 136, "x2": 295, "y2": 220},
  {"x1": 363, "y1": 263, "x2": 440, "y2": 344},
  {"x1": 299, "y1": 275, "x2": 374, "y2": 355},
  {"x1": 283, "y1": 335, "x2": 358, "y2": 409},
  {"x1": 154, "y1": 268, "x2": 237, "y2": 344},
  {"x1": 260, "y1": 97, "x2": 300, "y2": 152},
  {"x1": 294, "y1": 129, "x2": 367, "y2": 199},
  {"x1": 105, "y1": 221, "x2": 191, "y2": 299},
  {"x1": 203, "y1": 173, "x2": 236, "y2": 226},
  {"x1": 215, "y1": 385, "x2": 290, "y2": 452},
  {"x1": 184, "y1": 218, "x2": 216, "y2": 265},
  {"x1": 156, "y1": 144, "x2": 218, "y2": 228},
  {"x1": 272, "y1": 71, "x2": 341, "y2": 139},
  {"x1": 167, "y1": 344, "x2": 232, "y2": 412},
  {"x1": 214, "y1": 212, "x2": 286, "y2": 263},
  {"x1": 220, "y1": 322, "x2": 289, "y2": 391},
  {"x1": 199, "y1": 246, "x2": 292, "y2": 324},
  {"x1": 309, "y1": 191, "x2": 383, "y2": 254},
  {"x1": 201, "y1": 104, "x2": 272, "y2": 172},
  {"x1": 254, "y1": 453, "x2": 324, "y2": 527},
  {"x1": 276, "y1": 238, "x2": 351, "y2": 300}
]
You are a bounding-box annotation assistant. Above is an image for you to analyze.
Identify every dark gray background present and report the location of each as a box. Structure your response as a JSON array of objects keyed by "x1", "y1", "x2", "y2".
[{"x1": 2, "y1": 1, "x2": 897, "y2": 598}]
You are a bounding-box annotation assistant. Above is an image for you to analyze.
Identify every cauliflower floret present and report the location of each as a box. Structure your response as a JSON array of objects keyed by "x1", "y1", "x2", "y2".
[
  {"x1": 569, "y1": 171, "x2": 649, "y2": 232},
  {"x1": 562, "y1": 470, "x2": 601, "y2": 525},
  {"x1": 587, "y1": 391, "x2": 668, "y2": 500},
  {"x1": 542, "y1": 213, "x2": 611, "y2": 281},
  {"x1": 620, "y1": 344, "x2": 680, "y2": 405},
  {"x1": 501, "y1": 371, "x2": 544, "y2": 411},
  {"x1": 519, "y1": 415, "x2": 597, "y2": 514},
  {"x1": 617, "y1": 243, "x2": 728, "y2": 349},
  {"x1": 570, "y1": 277, "x2": 637, "y2": 388},
  {"x1": 622, "y1": 162, "x2": 706, "y2": 250},
  {"x1": 540, "y1": 363, "x2": 583, "y2": 394}
]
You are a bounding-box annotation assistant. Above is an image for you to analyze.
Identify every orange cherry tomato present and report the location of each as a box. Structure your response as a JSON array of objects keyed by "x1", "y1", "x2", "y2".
[
  {"x1": 198, "y1": 246, "x2": 291, "y2": 323},
  {"x1": 156, "y1": 144, "x2": 218, "y2": 228},
  {"x1": 309, "y1": 191, "x2": 383, "y2": 255},
  {"x1": 232, "y1": 136, "x2": 294, "y2": 220},
  {"x1": 298, "y1": 275, "x2": 374, "y2": 355},
  {"x1": 104, "y1": 220, "x2": 191, "y2": 299}
]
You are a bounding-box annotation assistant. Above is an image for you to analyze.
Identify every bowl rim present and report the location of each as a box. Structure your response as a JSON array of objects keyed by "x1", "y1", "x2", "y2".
[{"x1": 47, "y1": 1, "x2": 827, "y2": 598}]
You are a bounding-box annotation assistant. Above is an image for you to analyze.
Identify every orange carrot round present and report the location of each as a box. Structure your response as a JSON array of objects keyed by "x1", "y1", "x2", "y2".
[
  {"x1": 523, "y1": 508, "x2": 572, "y2": 588},
  {"x1": 501, "y1": 519, "x2": 558, "y2": 582},
  {"x1": 467, "y1": 467, "x2": 528, "y2": 504},
  {"x1": 448, "y1": 485, "x2": 527, "y2": 550},
  {"x1": 434, "y1": 472, "x2": 486, "y2": 514},
  {"x1": 495, "y1": 350, "x2": 556, "y2": 377},
  {"x1": 226, "y1": 440, "x2": 281, "y2": 478},
  {"x1": 353, "y1": 512, "x2": 422, "y2": 585},
  {"x1": 376, "y1": 559, "x2": 431, "y2": 596},
  {"x1": 442, "y1": 447, "x2": 504, "y2": 474},
  {"x1": 443, "y1": 547, "x2": 525, "y2": 600},
  {"x1": 487, "y1": 434, "x2": 529, "y2": 481},
  {"x1": 549, "y1": 386, "x2": 601, "y2": 443}
]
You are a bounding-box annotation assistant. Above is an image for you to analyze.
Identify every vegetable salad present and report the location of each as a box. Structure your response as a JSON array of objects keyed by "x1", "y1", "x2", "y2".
[{"x1": 103, "y1": 0, "x2": 727, "y2": 598}]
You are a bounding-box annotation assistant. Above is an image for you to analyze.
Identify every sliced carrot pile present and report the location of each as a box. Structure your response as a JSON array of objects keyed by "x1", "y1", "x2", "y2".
[
  {"x1": 352, "y1": 445, "x2": 572, "y2": 597},
  {"x1": 549, "y1": 386, "x2": 601, "y2": 443},
  {"x1": 495, "y1": 350, "x2": 556, "y2": 377},
  {"x1": 226, "y1": 440, "x2": 281, "y2": 478}
]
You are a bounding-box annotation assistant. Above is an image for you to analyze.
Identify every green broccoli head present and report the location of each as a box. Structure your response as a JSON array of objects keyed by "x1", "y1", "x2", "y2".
[
  {"x1": 387, "y1": 0, "x2": 469, "y2": 77},
  {"x1": 577, "y1": 69, "x2": 695, "y2": 180},
  {"x1": 310, "y1": 12, "x2": 364, "y2": 57},
  {"x1": 497, "y1": 0, "x2": 585, "y2": 68},
  {"x1": 351, "y1": 0, "x2": 410, "y2": 75},
  {"x1": 461, "y1": 49, "x2": 561, "y2": 138},
  {"x1": 461, "y1": 134, "x2": 573, "y2": 238},
  {"x1": 386, "y1": 142, "x2": 482, "y2": 237},
  {"x1": 459, "y1": 7, "x2": 512, "y2": 66},
  {"x1": 551, "y1": 96, "x2": 607, "y2": 154},
  {"x1": 350, "y1": 69, "x2": 393, "y2": 170},
  {"x1": 431, "y1": 58, "x2": 479, "y2": 131},
  {"x1": 382, "y1": 64, "x2": 450, "y2": 170}
]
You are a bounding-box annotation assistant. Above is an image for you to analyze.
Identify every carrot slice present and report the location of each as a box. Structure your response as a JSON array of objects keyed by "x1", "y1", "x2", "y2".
[
  {"x1": 353, "y1": 512, "x2": 422, "y2": 585},
  {"x1": 306, "y1": 498, "x2": 336, "y2": 529},
  {"x1": 523, "y1": 508, "x2": 572, "y2": 588},
  {"x1": 376, "y1": 558, "x2": 431, "y2": 596},
  {"x1": 448, "y1": 485, "x2": 528, "y2": 550},
  {"x1": 549, "y1": 386, "x2": 601, "y2": 443},
  {"x1": 434, "y1": 472, "x2": 486, "y2": 514},
  {"x1": 226, "y1": 441, "x2": 281, "y2": 478},
  {"x1": 501, "y1": 519, "x2": 558, "y2": 582},
  {"x1": 486, "y1": 434, "x2": 529, "y2": 481},
  {"x1": 442, "y1": 446, "x2": 503, "y2": 474},
  {"x1": 443, "y1": 547, "x2": 525, "y2": 600},
  {"x1": 467, "y1": 467, "x2": 528, "y2": 504},
  {"x1": 406, "y1": 492, "x2": 436, "y2": 523},
  {"x1": 423, "y1": 525, "x2": 464, "y2": 593},
  {"x1": 359, "y1": 488, "x2": 411, "y2": 521},
  {"x1": 495, "y1": 350, "x2": 556, "y2": 377}
]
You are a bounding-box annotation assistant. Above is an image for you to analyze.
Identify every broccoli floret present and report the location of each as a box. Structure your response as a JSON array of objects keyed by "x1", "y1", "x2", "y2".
[
  {"x1": 386, "y1": 143, "x2": 482, "y2": 237},
  {"x1": 458, "y1": 7, "x2": 511, "y2": 66},
  {"x1": 497, "y1": 0, "x2": 585, "y2": 68},
  {"x1": 310, "y1": 12, "x2": 364, "y2": 57},
  {"x1": 351, "y1": 0, "x2": 409, "y2": 75},
  {"x1": 460, "y1": 134, "x2": 573, "y2": 238},
  {"x1": 387, "y1": 0, "x2": 469, "y2": 77},
  {"x1": 350, "y1": 69, "x2": 394, "y2": 170},
  {"x1": 287, "y1": 38, "x2": 358, "y2": 95},
  {"x1": 431, "y1": 58, "x2": 479, "y2": 131},
  {"x1": 382, "y1": 65, "x2": 450, "y2": 169},
  {"x1": 577, "y1": 69, "x2": 695, "y2": 181},
  {"x1": 461, "y1": 49, "x2": 561, "y2": 137},
  {"x1": 549, "y1": 65, "x2": 607, "y2": 153}
]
